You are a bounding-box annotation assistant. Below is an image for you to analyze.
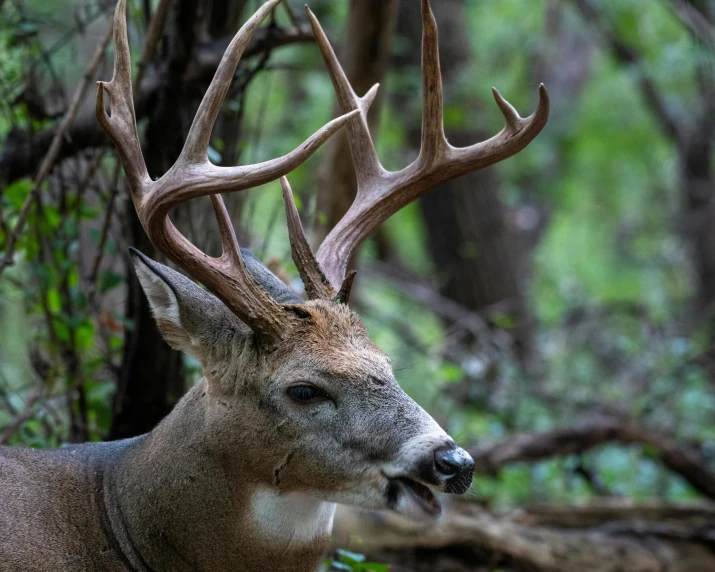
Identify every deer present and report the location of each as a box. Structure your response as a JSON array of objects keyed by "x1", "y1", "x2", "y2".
[{"x1": 0, "y1": 0, "x2": 548, "y2": 570}]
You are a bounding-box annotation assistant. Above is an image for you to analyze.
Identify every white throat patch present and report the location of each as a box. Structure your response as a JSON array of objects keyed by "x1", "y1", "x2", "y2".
[{"x1": 250, "y1": 488, "x2": 336, "y2": 544}]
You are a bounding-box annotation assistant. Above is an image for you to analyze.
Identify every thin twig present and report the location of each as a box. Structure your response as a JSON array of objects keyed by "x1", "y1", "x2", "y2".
[
  {"x1": 0, "y1": 384, "x2": 45, "y2": 445},
  {"x1": 281, "y1": 0, "x2": 300, "y2": 28},
  {"x1": 0, "y1": 20, "x2": 114, "y2": 275},
  {"x1": 667, "y1": 0, "x2": 715, "y2": 48},
  {"x1": 571, "y1": 0, "x2": 681, "y2": 141},
  {"x1": 135, "y1": 0, "x2": 172, "y2": 90},
  {"x1": 87, "y1": 163, "x2": 122, "y2": 304}
]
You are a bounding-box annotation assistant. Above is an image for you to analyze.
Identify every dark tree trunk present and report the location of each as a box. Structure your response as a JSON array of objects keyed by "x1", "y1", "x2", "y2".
[
  {"x1": 110, "y1": 0, "x2": 256, "y2": 440},
  {"x1": 110, "y1": 0, "x2": 202, "y2": 440},
  {"x1": 680, "y1": 91, "x2": 715, "y2": 316},
  {"x1": 680, "y1": 114, "x2": 715, "y2": 382},
  {"x1": 109, "y1": 214, "x2": 185, "y2": 440},
  {"x1": 420, "y1": 167, "x2": 532, "y2": 363}
]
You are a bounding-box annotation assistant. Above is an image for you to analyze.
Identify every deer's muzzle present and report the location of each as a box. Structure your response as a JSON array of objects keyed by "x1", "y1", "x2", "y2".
[
  {"x1": 434, "y1": 444, "x2": 475, "y2": 494},
  {"x1": 384, "y1": 438, "x2": 474, "y2": 519}
]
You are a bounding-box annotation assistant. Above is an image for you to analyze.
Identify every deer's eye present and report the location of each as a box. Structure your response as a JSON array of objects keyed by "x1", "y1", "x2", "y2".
[{"x1": 287, "y1": 384, "x2": 328, "y2": 404}]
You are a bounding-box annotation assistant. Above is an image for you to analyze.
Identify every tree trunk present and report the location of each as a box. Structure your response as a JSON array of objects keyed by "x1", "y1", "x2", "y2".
[
  {"x1": 332, "y1": 502, "x2": 715, "y2": 572},
  {"x1": 109, "y1": 0, "x2": 279, "y2": 439},
  {"x1": 110, "y1": 0, "x2": 201, "y2": 440},
  {"x1": 110, "y1": 214, "x2": 185, "y2": 439},
  {"x1": 396, "y1": 0, "x2": 534, "y2": 365},
  {"x1": 681, "y1": 108, "x2": 715, "y2": 315}
]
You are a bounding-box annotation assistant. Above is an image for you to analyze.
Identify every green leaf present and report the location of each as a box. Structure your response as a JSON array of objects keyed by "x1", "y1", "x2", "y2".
[
  {"x1": 492, "y1": 312, "x2": 517, "y2": 329},
  {"x1": 46, "y1": 288, "x2": 61, "y2": 313},
  {"x1": 337, "y1": 549, "x2": 365, "y2": 564},
  {"x1": 99, "y1": 270, "x2": 124, "y2": 294},
  {"x1": 359, "y1": 564, "x2": 389, "y2": 572},
  {"x1": 52, "y1": 319, "x2": 71, "y2": 343},
  {"x1": 75, "y1": 320, "x2": 95, "y2": 350},
  {"x1": 641, "y1": 444, "x2": 660, "y2": 460},
  {"x1": 4, "y1": 178, "x2": 32, "y2": 209},
  {"x1": 329, "y1": 561, "x2": 353, "y2": 571},
  {"x1": 80, "y1": 205, "x2": 99, "y2": 220}
]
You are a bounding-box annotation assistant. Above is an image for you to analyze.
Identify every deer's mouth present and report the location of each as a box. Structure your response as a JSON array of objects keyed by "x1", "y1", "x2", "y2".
[{"x1": 389, "y1": 477, "x2": 441, "y2": 518}]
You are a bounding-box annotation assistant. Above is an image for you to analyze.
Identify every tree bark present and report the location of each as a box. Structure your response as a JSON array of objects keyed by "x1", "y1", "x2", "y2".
[
  {"x1": 395, "y1": 0, "x2": 535, "y2": 366},
  {"x1": 109, "y1": 0, "x2": 204, "y2": 439},
  {"x1": 681, "y1": 110, "x2": 715, "y2": 313},
  {"x1": 332, "y1": 501, "x2": 715, "y2": 572}
]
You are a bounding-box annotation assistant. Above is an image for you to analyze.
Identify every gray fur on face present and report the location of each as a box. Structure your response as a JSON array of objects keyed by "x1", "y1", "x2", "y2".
[{"x1": 130, "y1": 250, "x2": 450, "y2": 499}]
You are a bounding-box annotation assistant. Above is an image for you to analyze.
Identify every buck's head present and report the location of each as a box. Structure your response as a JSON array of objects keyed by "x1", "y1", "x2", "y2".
[
  {"x1": 131, "y1": 245, "x2": 474, "y2": 520},
  {"x1": 99, "y1": 0, "x2": 546, "y2": 523}
]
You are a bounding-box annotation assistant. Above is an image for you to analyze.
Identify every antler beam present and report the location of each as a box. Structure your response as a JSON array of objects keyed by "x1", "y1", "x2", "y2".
[
  {"x1": 97, "y1": 0, "x2": 356, "y2": 343},
  {"x1": 307, "y1": 0, "x2": 549, "y2": 289}
]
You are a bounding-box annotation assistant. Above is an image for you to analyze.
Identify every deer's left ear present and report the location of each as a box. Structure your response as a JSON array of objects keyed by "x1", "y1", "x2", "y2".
[{"x1": 129, "y1": 248, "x2": 245, "y2": 361}]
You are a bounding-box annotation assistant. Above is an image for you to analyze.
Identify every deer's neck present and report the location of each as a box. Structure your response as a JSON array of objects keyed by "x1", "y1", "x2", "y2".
[{"x1": 104, "y1": 379, "x2": 334, "y2": 572}]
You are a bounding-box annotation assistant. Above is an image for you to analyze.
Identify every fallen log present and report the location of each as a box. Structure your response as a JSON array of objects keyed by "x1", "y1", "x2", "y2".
[
  {"x1": 469, "y1": 414, "x2": 715, "y2": 500},
  {"x1": 331, "y1": 500, "x2": 715, "y2": 572}
]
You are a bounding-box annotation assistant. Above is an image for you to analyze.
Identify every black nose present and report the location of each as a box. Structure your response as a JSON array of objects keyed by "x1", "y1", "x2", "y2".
[{"x1": 434, "y1": 445, "x2": 475, "y2": 494}]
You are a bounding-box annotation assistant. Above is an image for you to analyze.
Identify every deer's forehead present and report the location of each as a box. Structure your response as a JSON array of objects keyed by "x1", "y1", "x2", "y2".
[
  {"x1": 285, "y1": 337, "x2": 392, "y2": 381},
  {"x1": 274, "y1": 301, "x2": 393, "y2": 380}
]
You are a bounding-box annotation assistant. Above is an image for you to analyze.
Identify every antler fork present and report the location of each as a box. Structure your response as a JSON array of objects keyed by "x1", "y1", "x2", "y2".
[
  {"x1": 96, "y1": 0, "x2": 358, "y2": 344},
  {"x1": 283, "y1": 0, "x2": 550, "y2": 294}
]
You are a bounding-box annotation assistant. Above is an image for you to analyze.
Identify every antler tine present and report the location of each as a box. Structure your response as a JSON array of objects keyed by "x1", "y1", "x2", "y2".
[
  {"x1": 449, "y1": 84, "x2": 550, "y2": 167},
  {"x1": 140, "y1": 1, "x2": 361, "y2": 222},
  {"x1": 97, "y1": 0, "x2": 363, "y2": 345},
  {"x1": 313, "y1": 0, "x2": 550, "y2": 289},
  {"x1": 157, "y1": 206, "x2": 289, "y2": 342},
  {"x1": 419, "y1": 0, "x2": 448, "y2": 162},
  {"x1": 280, "y1": 177, "x2": 335, "y2": 300},
  {"x1": 96, "y1": 0, "x2": 150, "y2": 197},
  {"x1": 181, "y1": 0, "x2": 282, "y2": 164},
  {"x1": 209, "y1": 194, "x2": 242, "y2": 266},
  {"x1": 206, "y1": 194, "x2": 292, "y2": 339},
  {"x1": 305, "y1": 6, "x2": 383, "y2": 187}
]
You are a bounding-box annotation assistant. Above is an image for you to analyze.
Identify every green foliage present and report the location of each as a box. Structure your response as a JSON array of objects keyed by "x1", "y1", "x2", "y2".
[{"x1": 320, "y1": 549, "x2": 389, "y2": 572}]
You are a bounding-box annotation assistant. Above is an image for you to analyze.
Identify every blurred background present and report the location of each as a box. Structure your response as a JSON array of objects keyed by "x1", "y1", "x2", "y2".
[{"x1": 0, "y1": 0, "x2": 713, "y2": 570}]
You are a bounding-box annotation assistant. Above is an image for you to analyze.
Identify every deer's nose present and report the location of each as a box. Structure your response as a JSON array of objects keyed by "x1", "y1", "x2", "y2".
[{"x1": 434, "y1": 444, "x2": 474, "y2": 493}]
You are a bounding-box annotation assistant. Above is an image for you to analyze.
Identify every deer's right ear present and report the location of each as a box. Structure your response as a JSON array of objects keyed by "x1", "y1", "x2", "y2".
[{"x1": 129, "y1": 248, "x2": 243, "y2": 361}]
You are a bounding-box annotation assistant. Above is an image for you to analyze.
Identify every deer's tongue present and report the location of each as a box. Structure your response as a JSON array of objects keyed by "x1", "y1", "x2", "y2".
[{"x1": 397, "y1": 477, "x2": 442, "y2": 517}]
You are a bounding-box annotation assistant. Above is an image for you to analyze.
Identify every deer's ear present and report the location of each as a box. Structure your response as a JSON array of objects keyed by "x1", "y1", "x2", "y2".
[{"x1": 130, "y1": 248, "x2": 243, "y2": 360}]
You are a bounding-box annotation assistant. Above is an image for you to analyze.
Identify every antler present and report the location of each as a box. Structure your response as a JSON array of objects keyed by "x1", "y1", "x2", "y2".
[
  {"x1": 96, "y1": 0, "x2": 357, "y2": 344},
  {"x1": 302, "y1": 0, "x2": 550, "y2": 289}
]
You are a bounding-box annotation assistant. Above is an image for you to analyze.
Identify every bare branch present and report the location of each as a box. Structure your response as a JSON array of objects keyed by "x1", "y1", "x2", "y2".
[
  {"x1": 0, "y1": 24, "x2": 319, "y2": 187},
  {"x1": 668, "y1": 0, "x2": 715, "y2": 48},
  {"x1": 571, "y1": 0, "x2": 681, "y2": 141},
  {"x1": 0, "y1": 20, "x2": 114, "y2": 275},
  {"x1": 469, "y1": 414, "x2": 715, "y2": 500},
  {"x1": 0, "y1": 385, "x2": 45, "y2": 445},
  {"x1": 134, "y1": 0, "x2": 171, "y2": 89}
]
